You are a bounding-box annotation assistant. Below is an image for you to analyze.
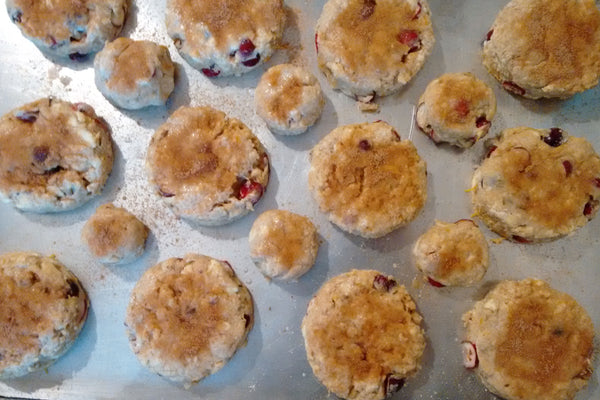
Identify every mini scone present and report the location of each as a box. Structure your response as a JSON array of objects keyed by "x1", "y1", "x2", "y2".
[
  {"x1": 315, "y1": 0, "x2": 434, "y2": 101},
  {"x1": 255, "y1": 64, "x2": 325, "y2": 135},
  {"x1": 416, "y1": 72, "x2": 496, "y2": 148},
  {"x1": 94, "y1": 37, "x2": 175, "y2": 109},
  {"x1": 302, "y1": 269, "x2": 426, "y2": 400},
  {"x1": 471, "y1": 127, "x2": 600, "y2": 242},
  {"x1": 308, "y1": 121, "x2": 427, "y2": 238},
  {"x1": 462, "y1": 279, "x2": 594, "y2": 400},
  {"x1": 0, "y1": 98, "x2": 114, "y2": 213},
  {"x1": 81, "y1": 203, "x2": 150, "y2": 265},
  {"x1": 482, "y1": 0, "x2": 600, "y2": 99},
  {"x1": 0, "y1": 252, "x2": 89, "y2": 379},
  {"x1": 125, "y1": 254, "x2": 253, "y2": 386},
  {"x1": 6, "y1": 0, "x2": 127, "y2": 59},
  {"x1": 412, "y1": 219, "x2": 488, "y2": 287},
  {"x1": 248, "y1": 209, "x2": 319, "y2": 281},
  {"x1": 146, "y1": 105, "x2": 269, "y2": 225},
  {"x1": 165, "y1": 0, "x2": 285, "y2": 77}
]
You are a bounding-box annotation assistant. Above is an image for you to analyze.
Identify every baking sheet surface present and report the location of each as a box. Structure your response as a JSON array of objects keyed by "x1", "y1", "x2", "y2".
[{"x1": 0, "y1": 1, "x2": 599, "y2": 399}]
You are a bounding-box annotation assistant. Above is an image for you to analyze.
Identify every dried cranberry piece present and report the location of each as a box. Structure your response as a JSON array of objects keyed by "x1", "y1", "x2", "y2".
[
  {"x1": 66, "y1": 279, "x2": 80, "y2": 298},
  {"x1": 33, "y1": 146, "x2": 49, "y2": 163},
  {"x1": 563, "y1": 160, "x2": 573, "y2": 176},
  {"x1": 69, "y1": 52, "x2": 88, "y2": 61},
  {"x1": 397, "y1": 30, "x2": 421, "y2": 53},
  {"x1": 202, "y1": 65, "x2": 221, "y2": 77},
  {"x1": 412, "y1": 2, "x2": 422, "y2": 20},
  {"x1": 242, "y1": 54, "x2": 261, "y2": 67},
  {"x1": 315, "y1": 33, "x2": 319, "y2": 53},
  {"x1": 594, "y1": 178, "x2": 600, "y2": 188},
  {"x1": 158, "y1": 187, "x2": 175, "y2": 197},
  {"x1": 238, "y1": 180, "x2": 264, "y2": 204},
  {"x1": 512, "y1": 235, "x2": 531, "y2": 243},
  {"x1": 475, "y1": 116, "x2": 490, "y2": 129},
  {"x1": 47, "y1": 35, "x2": 57, "y2": 48},
  {"x1": 427, "y1": 276, "x2": 445, "y2": 287},
  {"x1": 542, "y1": 128, "x2": 564, "y2": 147},
  {"x1": 360, "y1": 0, "x2": 376, "y2": 19},
  {"x1": 455, "y1": 99, "x2": 470, "y2": 118},
  {"x1": 373, "y1": 274, "x2": 397, "y2": 292},
  {"x1": 485, "y1": 145, "x2": 497, "y2": 158},
  {"x1": 384, "y1": 375, "x2": 405, "y2": 396},
  {"x1": 11, "y1": 10, "x2": 22, "y2": 23},
  {"x1": 502, "y1": 81, "x2": 526, "y2": 96},
  {"x1": 485, "y1": 29, "x2": 494, "y2": 41},
  {"x1": 462, "y1": 341, "x2": 478, "y2": 368},
  {"x1": 583, "y1": 200, "x2": 597, "y2": 216},
  {"x1": 358, "y1": 139, "x2": 371, "y2": 151},
  {"x1": 238, "y1": 38, "x2": 256, "y2": 58},
  {"x1": 15, "y1": 110, "x2": 39, "y2": 123}
]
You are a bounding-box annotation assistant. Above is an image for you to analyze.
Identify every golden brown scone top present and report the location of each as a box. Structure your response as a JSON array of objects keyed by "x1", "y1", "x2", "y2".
[
  {"x1": 11, "y1": 0, "x2": 88, "y2": 41},
  {"x1": 263, "y1": 67, "x2": 304, "y2": 123}
]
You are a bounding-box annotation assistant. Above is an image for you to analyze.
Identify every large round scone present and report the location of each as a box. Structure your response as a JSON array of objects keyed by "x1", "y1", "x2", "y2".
[
  {"x1": 482, "y1": 0, "x2": 600, "y2": 99},
  {"x1": 462, "y1": 279, "x2": 594, "y2": 400},
  {"x1": 125, "y1": 254, "x2": 253, "y2": 385},
  {"x1": 255, "y1": 64, "x2": 325, "y2": 135},
  {"x1": 315, "y1": 0, "x2": 434, "y2": 98},
  {"x1": 248, "y1": 209, "x2": 319, "y2": 281},
  {"x1": 412, "y1": 219, "x2": 488, "y2": 287},
  {"x1": 165, "y1": 0, "x2": 285, "y2": 77},
  {"x1": 0, "y1": 98, "x2": 114, "y2": 213},
  {"x1": 416, "y1": 72, "x2": 496, "y2": 148},
  {"x1": 308, "y1": 121, "x2": 427, "y2": 238},
  {"x1": 146, "y1": 106, "x2": 269, "y2": 225},
  {"x1": 6, "y1": 0, "x2": 127, "y2": 59},
  {"x1": 471, "y1": 127, "x2": 600, "y2": 242},
  {"x1": 94, "y1": 37, "x2": 175, "y2": 109},
  {"x1": 0, "y1": 252, "x2": 89, "y2": 379},
  {"x1": 302, "y1": 269, "x2": 426, "y2": 400}
]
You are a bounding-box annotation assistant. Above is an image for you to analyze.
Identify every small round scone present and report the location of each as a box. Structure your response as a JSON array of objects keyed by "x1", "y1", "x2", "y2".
[
  {"x1": 254, "y1": 64, "x2": 325, "y2": 135},
  {"x1": 165, "y1": 0, "x2": 285, "y2": 77},
  {"x1": 6, "y1": 0, "x2": 127, "y2": 59},
  {"x1": 146, "y1": 105, "x2": 269, "y2": 225},
  {"x1": 94, "y1": 37, "x2": 175, "y2": 109},
  {"x1": 0, "y1": 98, "x2": 114, "y2": 213},
  {"x1": 308, "y1": 121, "x2": 427, "y2": 238},
  {"x1": 248, "y1": 209, "x2": 319, "y2": 281},
  {"x1": 416, "y1": 73, "x2": 496, "y2": 148},
  {"x1": 81, "y1": 203, "x2": 149, "y2": 265},
  {"x1": 302, "y1": 269, "x2": 426, "y2": 400},
  {"x1": 482, "y1": 0, "x2": 600, "y2": 99},
  {"x1": 471, "y1": 127, "x2": 600, "y2": 242},
  {"x1": 0, "y1": 252, "x2": 89, "y2": 379},
  {"x1": 125, "y1": 254, "x2": 253, "y2": 386},
  {"x1": 412, "y1": 219, "x2": 489, "y2": 287},
  {"x1": 315, "y1": 0, "x2": 434, "y2": 99},
  {"x1": 462, "y1": 279, "x2": 594, "y2": 400}
]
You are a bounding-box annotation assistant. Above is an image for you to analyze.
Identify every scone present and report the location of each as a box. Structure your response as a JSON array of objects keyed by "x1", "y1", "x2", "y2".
[
  {"x1": 165, "y1": 0, "x2": 285, "y2": 77},
  {"x1": 0, "y1": 98, "x2": 114, "y2": 213},
  {"x1": 302, "y1": 269, "x2": 425, "y2": 400},
  {"x1": 308, "y1": 121, "x2": 427, "y2": 238},
  {"x1": 255, "y1": 64, "x2": 325, "y2": 135},
  {"x1": 482, "y1": 0, "x2": 600, "y2": 99},
  {"x1": 81, "y1": 203, "x2": 149, "y2": 265},
  {"x1": 94, "y1": 37, "x2": 175, "y2": 109},
  {"x1": 462, "y1": 279, "x2": 594, "y2": 400},
  {"x1": 6, "y1": 0, "x2": 127, "y2": 59},
  {"x1": 471, "y1": 127, "x2": 600, "y2": 242},
  {"x1": 146, "y1": 105, "x2": 269, "y2": 225},
  {"x1": 125, "y1": 254, "x2": 253, "y2": 386},
  {"x1": 315, "y1": 0, "x2": 434, "y2": 100},
  {"x1": 248, "y1": 209, "x2": 319, "y2": 281},
  {"x1": 412, "y1": 219, "x2": 488, "y2": 287},
  {"x1": 416, "y1": 72, "x2": 496, "y2": 148},
  {"x1": 0, "y1": 252, "x2": 89, "y2": 379}
]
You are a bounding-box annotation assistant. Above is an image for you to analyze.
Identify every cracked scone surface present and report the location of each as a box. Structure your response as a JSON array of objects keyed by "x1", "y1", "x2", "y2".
[
  {"x1": 482, "y1": 0, "x2": 600, "y2": 99},
  {"x1": 0, "y1": 252, "x2": 89, "y2": 379},
  {"x1": 302, "y1": 269, "x2": 425, "y2": 400},
  {"x1": 308, "y1": 121, "x2": 427, "y2": 238},
  {"x1": 315, "y1": 0, "x2": 434, "y2": 98},
  {"x1": 146, "y1": 106, "x2": 269, "y2": 225},
  {"x1": 125, "y1": 254, "x2": 253, "y2": 385},
  {"x1": 462, "y1": 279, "x2": 594, "y2": 400},
  {"x1": 471, "y1": 127, "x2": 600, "y2": 242},
  {"x1": 0, "y1": 98, "x2": 114, "y2": 213}
]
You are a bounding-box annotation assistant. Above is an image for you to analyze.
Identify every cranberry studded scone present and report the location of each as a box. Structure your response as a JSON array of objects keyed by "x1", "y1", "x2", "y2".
[
  {"x1": 482, "y1": 0, "x2": 600, "y2": 99},
  {"x1": 165, "y1": 0, "x2": 285, "y2": 77},
  {"x1": 471, "y1": 127, "x2": 600, "y2": 242},
  {"x1": 302, "y1": 269, "x2": 426, "y2": 400},
  {"x1": 462, "y1": 279, "x2": 594, "y2": 400}
]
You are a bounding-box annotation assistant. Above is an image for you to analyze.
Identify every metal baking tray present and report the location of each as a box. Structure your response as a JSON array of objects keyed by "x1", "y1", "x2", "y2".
[{"x1": 0, "y1": 1, "x2": 598, "y2": 399}]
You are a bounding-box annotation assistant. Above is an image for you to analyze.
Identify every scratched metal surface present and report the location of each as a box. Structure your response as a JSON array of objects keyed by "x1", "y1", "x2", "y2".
[{"x1": 0, "y1": 1, "x2": 599, "y2": 399}]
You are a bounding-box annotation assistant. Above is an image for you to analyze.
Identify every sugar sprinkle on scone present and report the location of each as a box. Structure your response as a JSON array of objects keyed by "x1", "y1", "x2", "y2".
[
  {"x1": 125, "y1": 254, "x2": 253, "y2": 386},
  {"x1": 302, "y1": 269, "x2": 425, "y2": 400},
  {"x1": 165, "y1": 0, "x2": 285, "y2": 77},
  {"x1": 471, "y1": 127, "x2": 600, "y2": 242},
  {"x1": 416, "y1": 72, "x2": 496, "y2": 148},
  {"x1": 482, "y1": 0, "x2": 600, "y2": 99},
  {"x1": 0, "y1": 98, "x2": 114, "y2": 213},
  {"x1": 462, "y1": 279, "x2": 594, "y2": 400},
  {"x1": 0, "y1": 252, "x2": 89, "y2": 379},
  {"x1": 146, "y1": 105, "x2": 269, "y2": 225},
  {"x1": 308, "y1": 121, "x2": 427, "y2": 238}
]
